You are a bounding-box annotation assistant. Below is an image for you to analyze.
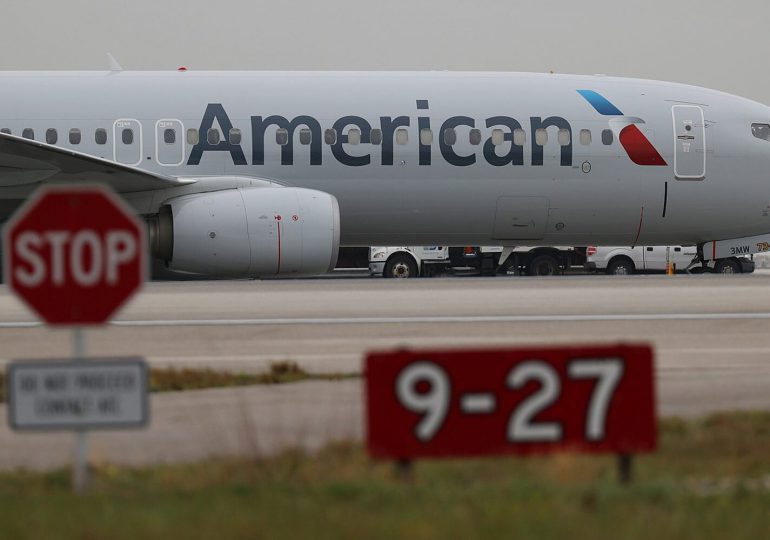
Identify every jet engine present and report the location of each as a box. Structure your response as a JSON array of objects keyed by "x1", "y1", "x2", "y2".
[{"x1": 147, "y1": 187, "x2": 340, "y2": 277}]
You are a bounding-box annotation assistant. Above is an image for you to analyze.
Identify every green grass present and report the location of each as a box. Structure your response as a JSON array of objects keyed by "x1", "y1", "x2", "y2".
[
  {"x1": 148, "y1": 361, "x2": 356, "y2": 392},
  {"x1": 1, "y1": 412, "x2": 770, "y2": 539}
]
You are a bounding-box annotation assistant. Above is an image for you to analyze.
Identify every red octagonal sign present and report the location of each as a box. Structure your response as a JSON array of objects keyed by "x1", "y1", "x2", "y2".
[{"x1": 3, "y1": 185, "x2": 146, "y2": 325}]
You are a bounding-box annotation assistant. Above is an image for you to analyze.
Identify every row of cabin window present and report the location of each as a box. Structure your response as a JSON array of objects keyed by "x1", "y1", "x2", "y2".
[
  {"x1": 189, "y1": 127, "x2": 616, "y2": 147},
  {"x1": 205, "y1": 127, "x2": 615, "y2": 147},
  {"x1": 1, "y1": 127, "x2": 115, "y2": 145},
  {"x1": 2, "y1": 126, "x2": 617, "y2": 148}
]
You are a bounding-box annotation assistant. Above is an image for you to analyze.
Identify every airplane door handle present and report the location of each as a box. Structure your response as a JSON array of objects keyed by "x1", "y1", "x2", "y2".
[{"x1": 677, "y1": 135, "x2": 695, "y2": 140}]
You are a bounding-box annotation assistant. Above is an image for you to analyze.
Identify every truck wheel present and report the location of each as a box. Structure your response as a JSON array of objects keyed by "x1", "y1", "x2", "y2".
[
  {"x1": 607, "y1": 258, "x2": 635, "y2": 275},
  {"x1": 384, "y1": 254, "x2": 418, "y2": 278},
  {"x1": 527, "y1": 254, "x2": 559, "y2": 276},
  {"x1": 714, "y1": 258, "x2": 741, "y2": 274}
]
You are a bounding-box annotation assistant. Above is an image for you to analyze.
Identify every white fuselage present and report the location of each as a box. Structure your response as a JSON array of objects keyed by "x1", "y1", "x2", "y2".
[{"x1": 1, "y1": 71, "x2": 770, "y2": 248}]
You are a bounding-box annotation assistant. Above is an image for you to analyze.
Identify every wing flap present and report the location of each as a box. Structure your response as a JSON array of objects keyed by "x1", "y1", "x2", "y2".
[{"x1": 0, "y1": 131, "x2": 193, "y2": 193}]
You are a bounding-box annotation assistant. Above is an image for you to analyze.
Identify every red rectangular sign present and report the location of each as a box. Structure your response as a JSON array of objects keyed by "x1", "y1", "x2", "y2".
[{"x1": 366, "y1": 344, "x2": 656, "y2": 459}]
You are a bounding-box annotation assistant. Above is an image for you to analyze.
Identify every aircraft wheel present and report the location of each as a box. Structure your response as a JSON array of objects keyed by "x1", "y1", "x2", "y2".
[{"x1": 384, "y1": 254, "x2": 418, "y2": 278}]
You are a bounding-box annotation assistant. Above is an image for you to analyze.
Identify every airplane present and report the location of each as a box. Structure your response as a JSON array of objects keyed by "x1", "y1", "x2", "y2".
[{"x1": 1, "y1": 68, "x2": 769, "y2": 278}]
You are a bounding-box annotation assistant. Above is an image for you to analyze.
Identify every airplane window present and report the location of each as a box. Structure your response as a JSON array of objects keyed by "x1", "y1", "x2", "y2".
[
  {"x1": 0, "y1": 128, "x2": 10, "y2": 134},
  {"x1": 370, "y1": 128, "x2": 382, "y2": 145},
  {"x1": 164, "y1": 128, "x2": 176, "y2": 145},
  {"x1": 491, "y1": 129, "x2": 505, "y2": 146},
  {"x1": 46, "y1": 128, "x2": 58, "y2": 145},
  {"x1": 602, "y1": 129, "x2": 613, "y2": 145},
  {"x1": 558, "y1": 129, "x2": 571, "y2": 146},
  {"x1": 95, "y1": 128, "x2": 107, "y2": 145},
  {"x1": 122, "y1": 128, "x2": 134, "y2": 145},
  {"x1": 580, "y1": 129, "x2": 592, "y2": 145},
  {"x1": 348, "y1": 128, "x2": 361, "y2": 145},
  {"x1": 396, "y1": 128, "x2": 408, "y2": 145},
  {"x1": 69, "y1": 128, "x2": 82, "y2": 145},
  {"x1": 469, "y1": 129, "x2": 482, "y2": 145},
  {"x1": 513, "y1": 128, "x2": 526, "y2": 146},
  {"x1": 420, "y1": 128, "x2": 433, "y2": 146},
  {"x1": 299, "y1": 128, "x2": 312, "y2": 145},
  {"x1": 229, "y1": 129, "x2": 242, "y2": 145},
  {"x1": 535, "y1": 128, "x2": 548, "y2": 146},
  {"x1": 275, "y1": 128, "x2": 288, "y2": 146},
  {"x1": 444, "y1": 128, "x2": 457, "y2": 145},
  {"x1": 187, "y1": 128, "x2": 199, "y2": 145},
  {"x1": 22, "y1": 128, "x2": 34, "y2": 140},
  {"x1": 751, "y1": 123, "x2": 770, "y2": 141},
  {"x1": 207, "y1": 128, "x2": 220, "y2": 145},
  {"x1": 324, "y1": 128, "x2": 337, "y2": 145}
]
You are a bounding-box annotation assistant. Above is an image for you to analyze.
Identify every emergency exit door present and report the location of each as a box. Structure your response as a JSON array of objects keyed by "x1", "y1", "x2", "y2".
[
  {"x1": 113, "y1": 119, "x2": 143, "y2": 166},
  {"x1": 156, "y1": 119, "x2": 185, "y2": 166},
  {"x1": 672, "y1": 105, "x2": 706, "y2": 180}
]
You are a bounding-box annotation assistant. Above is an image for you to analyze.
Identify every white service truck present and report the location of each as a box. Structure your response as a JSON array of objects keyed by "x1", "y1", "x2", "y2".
[
  {"x1": 369, "y1": 246, "x2": 585, "y2": 278},
  {"x1": 585, "y1": 245, "x2": 754, "y2": 274}
]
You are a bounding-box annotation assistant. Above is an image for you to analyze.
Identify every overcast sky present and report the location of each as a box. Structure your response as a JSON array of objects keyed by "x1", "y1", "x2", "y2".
[{"x1": 2, "y1": 0, "x2": 768, "y2": 103}]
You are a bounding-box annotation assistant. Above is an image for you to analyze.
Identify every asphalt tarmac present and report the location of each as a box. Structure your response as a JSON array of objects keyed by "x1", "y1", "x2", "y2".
[{"x1": 1, "y1": 273, "x2": 769, "y2": 468}]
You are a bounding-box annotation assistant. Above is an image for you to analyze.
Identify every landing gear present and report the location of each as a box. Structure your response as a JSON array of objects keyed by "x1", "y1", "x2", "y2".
[{"x1": 685, "y1": 243, "x2": 710, "y2": 274}]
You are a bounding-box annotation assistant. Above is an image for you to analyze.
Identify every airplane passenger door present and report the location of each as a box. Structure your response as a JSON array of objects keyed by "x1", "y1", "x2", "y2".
[
  {"x1": 672, "y1": 105, "x2": 706, "y2": 180},
  {"x1": 156, "y1": 119, "x2": 185, "y2": 166},
  {"x1": 113, "y1": 119, "x2": 143, "y2": 166}
]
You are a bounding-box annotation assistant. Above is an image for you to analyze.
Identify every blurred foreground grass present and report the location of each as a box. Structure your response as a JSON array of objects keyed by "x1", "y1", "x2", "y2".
[{"x1": 0, "y1": 412, "x2": 769, "y2": 539}]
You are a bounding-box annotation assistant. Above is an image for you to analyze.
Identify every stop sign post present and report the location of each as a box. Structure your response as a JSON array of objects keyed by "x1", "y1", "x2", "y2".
[{"x1": 3, "y1": 184, "x2": 147, "y2": 492}]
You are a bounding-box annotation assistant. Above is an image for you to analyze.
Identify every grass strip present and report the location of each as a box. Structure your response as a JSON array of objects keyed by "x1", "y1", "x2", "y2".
[
  {"x1": 0, "y1": 361, "x2": 358, "y2": 401},
  {"x1": 0, "y1": 412, "x2": 769, "y2": 539}
]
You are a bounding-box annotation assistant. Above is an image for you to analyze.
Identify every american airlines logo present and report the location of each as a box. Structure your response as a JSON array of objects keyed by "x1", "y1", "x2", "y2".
[
  {"x1": 188, "y1": 92, "x2": 666, "y2": 168},
  {"x1": 577, "y1": 90, "x2": 667, "y2": 166}
]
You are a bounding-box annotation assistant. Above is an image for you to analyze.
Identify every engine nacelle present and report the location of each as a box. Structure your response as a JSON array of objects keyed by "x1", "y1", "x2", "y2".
[{"x1": 151, "y1": 187, "x2": 340, "y2": 277}]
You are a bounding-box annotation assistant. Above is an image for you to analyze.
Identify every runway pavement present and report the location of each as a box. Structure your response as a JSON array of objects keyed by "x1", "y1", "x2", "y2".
[{"x1": 1, "y1": 273, "x2": 770, "y2": 468}]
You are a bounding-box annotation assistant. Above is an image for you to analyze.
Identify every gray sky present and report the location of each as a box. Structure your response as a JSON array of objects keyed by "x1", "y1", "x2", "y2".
[{"x1": 2, "y1": 0, "x2": 768, "y2": 103}]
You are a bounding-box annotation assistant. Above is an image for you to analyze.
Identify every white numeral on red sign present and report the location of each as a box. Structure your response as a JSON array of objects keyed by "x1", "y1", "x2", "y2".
[
  {"x1": 507, "y1": 362, "x2": 562, "y2": 442},
  {"x1": 568, "y1": 358, "x2": 624, "y2": 441},
  {"x1": 393, "y1": 358, "x2": 625, "y2": 443},
  {"x1": 395, "y1": 361, "x2": 450, "y2": 442}
]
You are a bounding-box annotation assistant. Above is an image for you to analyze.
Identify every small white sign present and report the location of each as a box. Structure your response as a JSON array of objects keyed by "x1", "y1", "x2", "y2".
[{"x1": 7, "y1": 358, "x2": 149, "y2": 430}]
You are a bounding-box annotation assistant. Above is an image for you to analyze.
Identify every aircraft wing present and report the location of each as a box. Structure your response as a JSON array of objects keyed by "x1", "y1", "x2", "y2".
[{"x1": 0, "y1": 131, "x2": 193, "y2": 193}]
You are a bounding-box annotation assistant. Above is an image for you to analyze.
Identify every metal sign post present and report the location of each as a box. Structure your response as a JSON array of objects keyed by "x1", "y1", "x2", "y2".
[{"x1": 72, "y1": 327, "x2": 88, "y2": 493}]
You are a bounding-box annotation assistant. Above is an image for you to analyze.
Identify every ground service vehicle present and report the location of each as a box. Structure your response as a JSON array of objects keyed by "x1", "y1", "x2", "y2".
[
  {"x1": 370, "y1": 246, "x2": 585, "y2": 277},
  {"x1": 369, "y1": 246, "x2": 449, "y2": 278},
  {"x1": 448, "y1": 246, "x2": 585, "y2": 276},
  {"x1": 585, "y1": 245, "x2": 754, "y2": 274}
]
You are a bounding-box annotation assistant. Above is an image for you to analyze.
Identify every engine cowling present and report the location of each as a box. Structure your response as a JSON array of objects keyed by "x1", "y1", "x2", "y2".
[{"x1": 150, "y1": 187, "x2": 340, "y2": 277}]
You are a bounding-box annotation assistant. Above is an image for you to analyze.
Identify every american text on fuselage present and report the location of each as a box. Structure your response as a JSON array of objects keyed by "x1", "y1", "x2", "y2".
[{"x1": 186, "y1": 101, "x2": 576, "y2": 168}]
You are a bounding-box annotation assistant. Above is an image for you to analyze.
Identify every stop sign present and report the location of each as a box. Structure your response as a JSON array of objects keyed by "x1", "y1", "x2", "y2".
[{"x1": 3, "y1": 185, "x2": 146, "y2": 325}]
